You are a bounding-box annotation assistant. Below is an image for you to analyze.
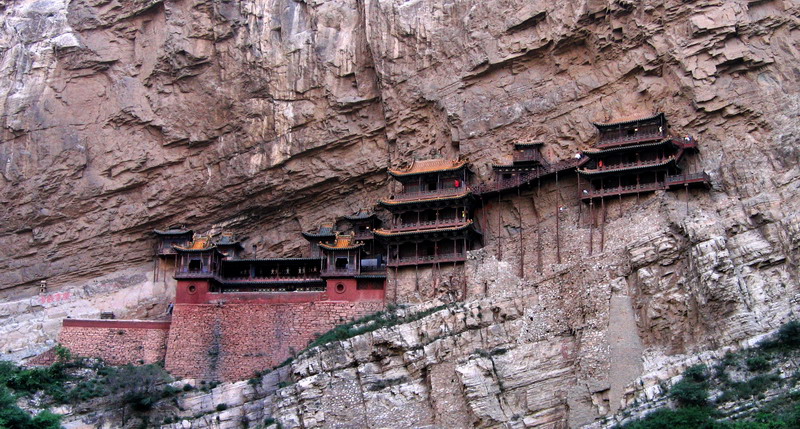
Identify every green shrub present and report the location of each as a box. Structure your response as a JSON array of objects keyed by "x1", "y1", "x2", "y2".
[
  {"x1": 304, "y1": 304, "x2": 449, "y2": 352},
  {"x1": 183, "y1": 383, "x2": 193, "y2": 391},
  {"x1": 759, "y1": 320, "x2": 800, "y2": 352},
  {"x1": 670, "y1": 379, "x2": 709, "y2": 408},
  {"x1": 723, "y1": 374, "x2": 782, "y2": 401},
  {"x1": 54, "y1": 345, "x2": 72, "y2": 363},
  {"x1": 622, "y1": 407, "x2": 716, "y2": 428},
  {"x1": 0, "y1": 385, "x2": 61, "y2": 429},
  {"x1": 774, "y1": 321, "x2": 800, "y2": 349},
  {"x1": 684, "y1": 365, "x2": 709, "y2": 382},
  {"x1": 216, "y1": 403, "x2": 228, "y2": 412},
  {"x1": 746, "y1": 356, "x2": 771, "y2": 372}
]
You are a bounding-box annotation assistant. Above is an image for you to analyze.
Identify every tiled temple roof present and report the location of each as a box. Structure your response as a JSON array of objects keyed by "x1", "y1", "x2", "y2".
[
  {"x1": 173, "y1": 235, "x2": 216, "y2": 252},
  {"x1": 592, "y1": 112, "x2": 665, "y2": 129},
  {"x1": 318, "y1": 233, "x2": 364, "y2": 250},
  {"x1": 577, "y1": 156, "x2": 677, "y2": 176},
  {"x1": 378, "y1": 191, "x2": 472, "y2": 207},
  {"x1": 154, "y1": 227, "x2": 192, "y2": 236},
  {"x1": 302, "y1": 222, "x2": 336, "y2": 239},
  {"x1": 388, "y1": 159, "x2": 466, "y2": 177},
  {"x1": 373, "y1": 220, "x2": 474, "y2": 237},
  {"x1": 215, "y1": 232, "x2": 242, "y2": 247},
  {"x1": 344, "y1": 209, "x2": 375, "y2": 221},
  {"x1": 582, "y1": 138, "x2": 674, "y2": 156},
  {"x1": 514, "y1": 141, "x2": 543, "y2": 148}
]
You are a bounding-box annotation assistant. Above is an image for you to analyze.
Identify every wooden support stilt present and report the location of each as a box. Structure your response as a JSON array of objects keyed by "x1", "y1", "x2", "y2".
[
  {"x1": 531, "y1": 197, "x2": 542, "y2": 274},
  {"x1": 600, "y1": 197, "x2": 606, "y2": 252},
  {"x1": 619, "y1": 176, "x2": 623, "y2": 218},
  {"x1": 153, "y1": 257, "x2": 159, "y2": 282},
  {"x1": 518, "y1": 187, "x2": 524, "y2": 278},
  {"x1": 497, "y1": 193, "x2": 502, "y2": 261},
  {"x1": 685, "y1": 183, "x2": 689, "y2": 214},
  {"x1": 414, "y1": 242, "x2": 419, "y2": 294},
  {"x1": 577, "y1": 172, "x2": 582, "y2": 226},
  {"x1": 481, "y1": 196, "x2": 488, "y2": 239},
  {"x1": 589, "y1": 200, "x2": 594, "y2": 256},
  {"x1": 555, "y1": 170, "x2": 561, "y2": 264},
  {"x1": 556, "y1": 204, "x2": 561, "y2": 264}
]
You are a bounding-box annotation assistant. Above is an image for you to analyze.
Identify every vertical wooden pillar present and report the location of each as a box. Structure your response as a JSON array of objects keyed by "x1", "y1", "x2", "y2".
[
  {"x1": 589, "y1": 200, "x2": 594, "y2": 256},
  {"x1": 497, "y1": 193, "x2": 502, "y2": 261},
  {"x1": 555, "y1": 170, "x2": 561, "y2": 264},
  {"x1": 600, "y1": 197, "x2": 606, "y2": 252},
  {"x1": 518, "y1": 187, "x2": 524, "y2": 278}
]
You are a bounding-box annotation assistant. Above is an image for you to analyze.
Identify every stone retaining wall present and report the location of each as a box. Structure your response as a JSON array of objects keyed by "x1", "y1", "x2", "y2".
[
  {"x1": 59, "y1": 319, "x2": 171, "y2": 365},
  {"x1": 165, "y1": 301, "x2": 384, "y2": 381}
]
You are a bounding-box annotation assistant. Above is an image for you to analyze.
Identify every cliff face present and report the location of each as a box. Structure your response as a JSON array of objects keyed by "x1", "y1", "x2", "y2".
[
  {"x1": 4, "y1": 0, "x2": 795, "y2": 294},
  {"x1": 2, "y1": 0, "x2": 800, "y2": 426}
]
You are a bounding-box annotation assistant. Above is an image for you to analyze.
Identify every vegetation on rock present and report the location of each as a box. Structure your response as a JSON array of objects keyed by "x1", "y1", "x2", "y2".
[
  {"x1": 622, "y1": 320, "x2": 800, "y2": 428},
  {"x1": 0, "y1": 346, "x2": 179, "y2": 427}
]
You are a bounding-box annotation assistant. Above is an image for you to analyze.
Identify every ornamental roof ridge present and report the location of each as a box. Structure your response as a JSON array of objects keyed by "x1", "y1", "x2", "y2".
[
  {"x1": 592, "y1": 112, "x2": 665, "y2": 129},
  {"x1": 388, "y1": 158, "x2": 467, "y2": 177}
]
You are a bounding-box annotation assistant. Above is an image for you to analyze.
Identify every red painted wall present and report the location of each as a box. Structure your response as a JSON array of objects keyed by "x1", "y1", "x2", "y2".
[
  {"x1": 164, "y1": 301, "x2": 384, "y2": 381},
  {"x1": 175, "y1": 279, "x2": 212, "y2": 304},
  {"x1": 59, "y1": 320, "x2": 170, "y2": 365},
  {"x1": 325, "y1": 278, "x2": 385, "y2": 302}
]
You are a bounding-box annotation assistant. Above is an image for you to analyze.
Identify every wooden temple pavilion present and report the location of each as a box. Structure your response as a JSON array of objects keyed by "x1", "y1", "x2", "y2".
[
  {"x1": 171, "y1": 234, "x2": 325, "y2": 302},
  {"x1": 340, "y1": 210, "x2": 386, "y2": 271},
  {"x1": 374, "y1": 159, "x2": 481, "y2": 267},
  {"x1": 153, "y1": 226, "x2": 193, "y2": 257},
  {"x1": 472, "y1": 141, "x2": 583, "y2": 197},
  {"x1": 301, "y1": 222, "x2": 336, "y2": 258},
  {"x1": 215, "y1": 232, "x2": 244, "y2": 259},
  {"x1": 577, "y1": 113, "x2": 709, "y2": 201},
  {"x1": 320, "y1": 233, "x2": 365, "y2": 277}
]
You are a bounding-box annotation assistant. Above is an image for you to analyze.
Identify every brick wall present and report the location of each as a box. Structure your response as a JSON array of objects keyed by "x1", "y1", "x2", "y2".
[
  {"x1": 164, "y1": 301, "x2": 384, "y2": 381},
  {"x1": 58, "y1": 320, "x2": 170, "y2": 365}
]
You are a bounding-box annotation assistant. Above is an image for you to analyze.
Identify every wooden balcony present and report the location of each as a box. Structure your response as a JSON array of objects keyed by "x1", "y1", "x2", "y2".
[
  {"x1": 174, "y1": 269, "x2": 215, "y2": 278},
  {"x1": 390, "y1": 219, "x2": 469, "y2": 232},
  {"x1": 387, "y1": 252, "x2": 466, "y2": 267},
  {"x1": 579, "y1": 182, "x2": 667, "y2": 200},
  {"x1": 579, "y1": 156, "x2": 675, "y2": 175},
  {"x1": 474, "y1": 158, "x2": 582, "y2": 197},
  {"x1": 156, "y1": 247, "x2": 178, "y2": 256},
  {"x1": 393, "y1": 187, "x2": 467, "y2": 201},
  {"x1": 666, "y1": 172, "x2": 709, "y2": 187},
  {"x1": 512, "y1": 151, "x2": 544, "y2": 164},
  {"x1": 222, "y1": 275, "x2": 322, "y2": 284},
  {"x1": 597, "y1": 131, "x2": 667, "y2": 149},
  {"x1": 353, "y1": 231, "x2": 374, "y2": 241},
  {"x1": 321, "y1": 268, "x2": 359, "y2": 277}
]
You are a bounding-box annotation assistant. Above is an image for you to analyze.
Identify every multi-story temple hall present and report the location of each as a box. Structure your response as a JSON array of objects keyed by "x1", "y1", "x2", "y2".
[
  {"x1": 52, "y1": 111, "x2": 710, "y2": 381},
  {"x1": 374, "y1": 159, "x2": 482, "y2": 300},
  {"x1": 577, "y1": 113, "x2": 709, "y2": 201}
]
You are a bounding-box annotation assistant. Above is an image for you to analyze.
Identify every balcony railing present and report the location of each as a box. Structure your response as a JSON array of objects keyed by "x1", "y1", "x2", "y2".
[
  {"x1": 666, "y1": 172, "x2": 709, "y2": 185},
  {"x1": 360, "y1": 265, "x2": 387, "y2": 273},
  {"x1": 175, "y1": 269, "x2": 215, "y2": 278},
  {"x1": 390, "y1": 219, "x2": 469, "y2": 232},
  {"x1": 394, "y1": 186, "x2": 467, "y2": 201},
  {"x1": 321, "y1": 268, "x2": 359, "y2": 276},
  {"x1": 512, "y1": 152, "x2": 544, "y2": 164},
  {"x1": 353, "y1": 231, "x2": 374, "y2": 240},
  {"x1": 387, "y1": 252, "x2": 466, "y2": 267},
  {"x1": 221, "y1": 275, "x2": 322, "y2": 283},
  {"x1": 584, "y1": 156, "x2": 674, "y2": 173},
  {"x1": 579, "y1": 182, "x2": 667, "y2": 199},
  {"x1": 473, "y1": 158, "x2": 582, "y2": 196},
  {"x1": 597, "y1": 131, "x2": 667, "y2": 148}
]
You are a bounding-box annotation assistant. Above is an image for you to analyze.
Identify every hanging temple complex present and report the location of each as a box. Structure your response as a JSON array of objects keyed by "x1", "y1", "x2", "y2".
[{"x1": 54, "y1": 113, "x2": 710, "y2": 381}]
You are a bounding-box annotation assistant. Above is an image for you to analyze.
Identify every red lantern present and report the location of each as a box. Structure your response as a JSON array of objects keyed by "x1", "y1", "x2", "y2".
[{"x1": 454, "y1": 179, "x2": 461, "y2": 188}]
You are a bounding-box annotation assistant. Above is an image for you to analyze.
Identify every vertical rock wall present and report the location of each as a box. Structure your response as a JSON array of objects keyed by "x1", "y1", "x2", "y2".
[{"x1": 1, "y1": 0, "x2": 799, "y2": 426}]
